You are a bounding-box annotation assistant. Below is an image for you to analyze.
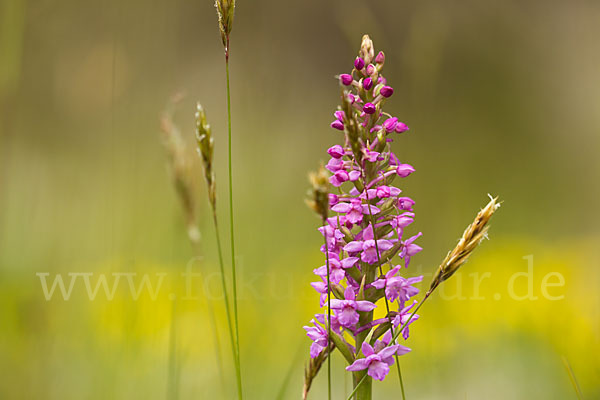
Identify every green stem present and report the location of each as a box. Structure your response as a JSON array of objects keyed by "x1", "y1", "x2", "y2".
[
  {"x1": 167, "y1": 300, "x2": 179, "y2": 400},
  {"x1": 562, "y1": 356, "x2": 584, "y2": 400},
  {"x1": 191, "y1": 240, "x2": 226, "y2": 396},
  {"x1": 211, "y1": 212, "x2": 237, "y2": 376},
  {"x1": 348, "y1": 292, "x2": 431, "y2": 399},
  {"x1": 362, "y1": 170, "x2": 405, "y2": 399},
  {"x1": 225, "y1": 41, "x2": 243, "y2": 400},
  {"x1": 347, "y1": 371, "x2": 371, "y2": 400}
]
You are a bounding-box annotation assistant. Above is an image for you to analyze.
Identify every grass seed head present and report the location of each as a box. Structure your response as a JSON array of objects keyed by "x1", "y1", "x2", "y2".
[
  {"x1": 195, "y1": 102, "x2": 217, "y2": 209},
  {"x1": 303, "y1": 342, "x2": 335, "y2": 400},
  {"x1": 160, "y1": 96, "x2": 200, "y2": 243},
  {"x1": 215, "y1": 0, "x2": 235, "y2": 50},
  {"x1": 306, "y1": 165, "x2": 330, "y2": 220},
  {"x1": 429, "y1": 195, "x2": 501, "y2": 292}
]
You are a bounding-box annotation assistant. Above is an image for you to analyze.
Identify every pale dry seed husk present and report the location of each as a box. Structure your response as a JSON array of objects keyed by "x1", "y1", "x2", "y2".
[
  {"x1": 430, "y1": 196, "x2": 500, "y2": 291},
  {"x1": 303, "y1": 343, "x2": 335, "y2": 400}
]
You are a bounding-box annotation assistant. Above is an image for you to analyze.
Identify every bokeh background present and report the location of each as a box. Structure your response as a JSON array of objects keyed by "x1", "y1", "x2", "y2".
[{"x1": 1, "y1": 0, "x2": 599, "y2": 398}]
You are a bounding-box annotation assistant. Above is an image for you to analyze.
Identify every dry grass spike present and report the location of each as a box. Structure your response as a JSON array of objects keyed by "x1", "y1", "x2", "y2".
[{"x1": 430, "y1": 195, "x2": 500, "y2": 292}]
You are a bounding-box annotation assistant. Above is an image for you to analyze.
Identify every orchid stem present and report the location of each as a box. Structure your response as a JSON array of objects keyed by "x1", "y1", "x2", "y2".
[
  {"x1": 348, "y1": 292, "x2": 431, "y2": 400},
  {"x1": 362, "y1": 169, "x2": 406, "y2": 400}
]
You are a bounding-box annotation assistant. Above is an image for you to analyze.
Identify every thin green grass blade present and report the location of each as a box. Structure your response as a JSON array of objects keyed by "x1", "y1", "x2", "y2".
[
  {"x1": 225, "y1": 47, "x2": 243, "y2": 400},
  {"x1": 562, "y1": 356, "x2": 584, "y2": 400}
]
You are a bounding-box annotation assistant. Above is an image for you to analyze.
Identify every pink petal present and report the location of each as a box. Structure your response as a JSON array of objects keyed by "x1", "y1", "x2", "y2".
[
  {"x1": 331, "y1": 203, "x2": 352, "y2": 213},
  {"x1": 344, "y1": 241, "x2": 363, "y2": 253},
  {"x1": 386, "y1": 266, "x2": 401, "y2": 279},
  {"x1": 346, "y1": 358, "x2": 369, "y2": 371},
  {"x1": 395, "y1": 345, "x2": 412, "y2": 356},
  {"x1": 371, "y1": 279, "x2": 386, "y2": 289},
  {"x1": 361, "y1": 342, "x2": 375, "y2": 357},
  {"x1": 378, "y1": 344, "x2": 400, "y2": 360},
  {"x1": 338, "y1": 307, "x2": 359, "y2": 327},
  {"x1": 377, "y1": 240, "x2": 394, "y2": 251},
  {"x1": 340, "y1": 257, "x2": 359, "y2": 268},
  {"x1": 367, "y1": 361, "x2": 390, "y2": 381},
  {"x1": 361, "y1": 204, "x2": 381, "y2": 215},
  {"x1": 329, "y1": 299, "x2": 344, "y2": 309},
  {"x1": 344, "y1": 286, "x2": 355, "y2": 300},
  {"x1": 355, "y1": 301, "x2": 377, "y2": 312}
]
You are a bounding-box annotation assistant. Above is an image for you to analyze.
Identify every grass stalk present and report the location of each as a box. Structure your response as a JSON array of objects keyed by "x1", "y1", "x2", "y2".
[
  {"x1": 190, "y1": 242, "x2": 226, "y2": 396},
  {"x1": 211, "y1": 210, "x2": 238, "y2": 391},
  {"x1": 160, "y1": 98, "x2": 227, "y2": 396},
  {"x1": 562, "y1": 356, "x2": 584, "y2": 400},
  {"x1": 225, "y1": 41, "x2": 243, "y2": 400},
  {"x1": 166, "y1": 299, "x2": 179, "y2": 400}
]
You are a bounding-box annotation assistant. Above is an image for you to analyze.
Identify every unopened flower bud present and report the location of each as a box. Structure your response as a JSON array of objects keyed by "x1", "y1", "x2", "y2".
[
  {"x1": 359, "y1": 34, "x2": 375, "y2": 64},
  {"x1": 328, "y1": 193, "x2": 339, "y2": 206},
  {"x1": 380, "y1": 86, "x2": 394, "y2": 98},
  {"x1": 395, "y1": 122, "x2": 409, "y2": 133},
  {"x1": 366, "y1": 64, "x2": 375, "y2": 76},
  {"x1": 383, "y1": 117, "x2": 398, "y2": 132},
  {"x1": 354, "y1": 57, "x2": 365, "y2": 70},
  {"x1": 331, "y1": 120, "x2": 345, "y2": 130},
  {"x1": 396, "y1": 163, "x2": 415, "y2": 178},
  {"x1": 363, "y1": 103, "x2": 376, "y2": 114},
  {"x1": 340, "y1": 74, "x2": 353, "y2": 86},
  {"x1": 375, "y1": 51, "x2": 385, "y2": 64},
  {"x1": 328, "y1": 145, "x2": 345, "y2": 159},
  {"x1": 363, "y1": 78, "x2": 373, "y2": 90}
]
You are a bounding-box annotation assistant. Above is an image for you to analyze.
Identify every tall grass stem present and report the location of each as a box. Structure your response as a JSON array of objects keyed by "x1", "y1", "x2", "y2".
[
  {"x1": 211, "y1": 212, "x2": 238, "y2": 394},
  {"x1": 225, "y1": 43, "x2": 243, "y2": 400}
]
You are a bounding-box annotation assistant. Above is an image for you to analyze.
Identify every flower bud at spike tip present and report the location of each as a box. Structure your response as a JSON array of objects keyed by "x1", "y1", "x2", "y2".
[
  {"x1": 375, "y1": 51, "x2": 385, "y2": 64},
  {"x1": 363, "y1": 103, "x2": 376, "y2": 114},
  {"x1": 340, "y1": 74, "x2": 353, "y2": 86},
  {"x1": 366, "y1": 64, "x2": 375, "y2": 76},
  {"x1": 360, "y1": 34, "x2": 375, "y2": 64},
  {"x1": 354, "y1": 57, "x2": 365, "y2": 70},
  {"x1": 380, "y1": 86, "x2": 394, "y2": 98}
]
